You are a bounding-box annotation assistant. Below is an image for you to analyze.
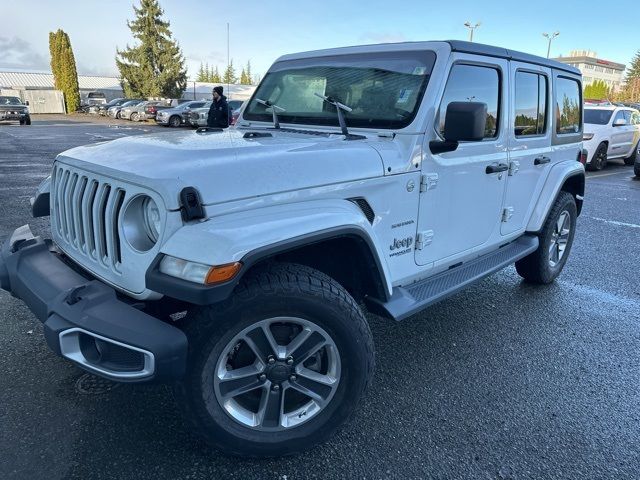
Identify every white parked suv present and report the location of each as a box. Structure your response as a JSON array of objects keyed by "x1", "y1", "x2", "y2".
[
  {"x1": 1, "y1": 40, "x2": 585, "y2": 457},
  {"x1": 583, "y1": 105, "x2": 640, "y2": 171}
]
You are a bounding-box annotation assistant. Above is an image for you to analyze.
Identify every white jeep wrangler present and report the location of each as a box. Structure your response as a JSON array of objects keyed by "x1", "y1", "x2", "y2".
[{"x1": 0, "y1": 40, "x2": 585, "y2": 457}]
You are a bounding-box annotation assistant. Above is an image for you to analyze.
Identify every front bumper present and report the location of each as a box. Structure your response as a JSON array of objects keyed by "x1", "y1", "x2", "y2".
[
  {"x1": 0, "y1": 111, "x2": 28, "y2": 121},
  {"x1": 0, "y1": 225, "x2": 187, "y2": 383}
]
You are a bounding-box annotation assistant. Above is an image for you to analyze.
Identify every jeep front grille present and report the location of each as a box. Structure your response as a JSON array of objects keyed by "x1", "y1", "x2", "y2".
[{"x1": 52, "y1": 165, "x2": 126, "y2": 273}]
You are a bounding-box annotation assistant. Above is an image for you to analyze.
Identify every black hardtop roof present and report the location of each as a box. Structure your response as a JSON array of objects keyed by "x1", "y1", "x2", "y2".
[{"x1": 445, "y1": 40, "x2": 581, "y2": 75}]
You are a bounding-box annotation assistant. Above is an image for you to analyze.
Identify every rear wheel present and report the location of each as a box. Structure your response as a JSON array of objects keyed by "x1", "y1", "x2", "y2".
[
  {"x1": 587, "y1": 143, "x2": 607, "y2": 171},
  {"x1": 174, "y1": 263, "x2": 374, "y2": 457},
  {"x1": 624, "y1": 140, "x2": 639, "y2": 166},
  {"x1": 516, "y1": 191, "x2": 577, "y2": 284}
]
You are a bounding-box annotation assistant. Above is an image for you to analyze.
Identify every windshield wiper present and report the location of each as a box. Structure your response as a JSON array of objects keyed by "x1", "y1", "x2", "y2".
[
  {"x1": 314, "y1": 93, "x2": 364, "y2": 140},
  {"x1": 255, "y1": 98, "x2": 285, "y2": 129}
]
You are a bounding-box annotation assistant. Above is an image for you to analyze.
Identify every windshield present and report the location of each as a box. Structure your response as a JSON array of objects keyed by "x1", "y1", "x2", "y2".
[
  {"x1": 0, "y1": 96, "x2": 23, "y2": 106},
  {"x1": 584, "y1": 109, "x2": 614, "y2": 125},
  {"x1": 244, "y1": 51, "x2": 436, "y2": 130}
]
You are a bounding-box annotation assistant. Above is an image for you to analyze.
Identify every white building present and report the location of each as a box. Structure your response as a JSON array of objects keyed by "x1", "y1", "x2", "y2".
[{"x1": 554, "y1": 50, "x2": 626, "y2": 92}]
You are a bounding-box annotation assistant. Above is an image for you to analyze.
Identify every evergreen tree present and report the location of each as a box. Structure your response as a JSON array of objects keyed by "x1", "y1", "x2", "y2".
[
  {"x1": 48, "y1": 29, "x2": 81, "y2": 112},
  {"x1": 204, "y1": 62, "x2": 211, "y2": 82},
  {"x1": 223, "y1": 60, "x2": 237, "y2": 84},
  {"x1": 625, "y1": 50, "x2": 640, "y2": 82},
  {"x1": 212, "y1": 65, "x2": 221, "y2": 83},
  {"x1": 116, "y1": 0, "x2": 187, "y2": 98},
  {"x1": 239, "y1": 67, "x2": 249, "y2": 85},
  {"x1": 584, "y1": 80, "x2": 610, "y2": 100},
  {"x1": 196, "y1": 62, "x2": 207, "y2": 82},
  {"x1": 245, "y1": 60, "x2": 253, "y2": 84},
  {"x1": 621, "y1": 50, "x2": 640, "y2": 102}
]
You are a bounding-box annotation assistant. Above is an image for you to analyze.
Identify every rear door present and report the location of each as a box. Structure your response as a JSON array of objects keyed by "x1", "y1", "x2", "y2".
[
  {"x1": 502, "y1": 63, "x2": 552, "y2": 236},
  {"x1": 416, "y1": 56, "x2": 509, "y2": 267}
]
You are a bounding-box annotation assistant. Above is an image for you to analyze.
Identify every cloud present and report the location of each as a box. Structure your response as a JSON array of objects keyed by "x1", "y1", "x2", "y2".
[
  {"x1": 359, "y1": 32, "x2": 408, "y2": 44},
  {"x1": 0, "y1": 36, "x2": 50, "y2": 71}
]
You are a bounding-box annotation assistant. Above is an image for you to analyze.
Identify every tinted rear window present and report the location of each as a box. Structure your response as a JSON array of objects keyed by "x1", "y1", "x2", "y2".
[{"x1": 555, "y1": 77, "x2": 582, "y2": 134}]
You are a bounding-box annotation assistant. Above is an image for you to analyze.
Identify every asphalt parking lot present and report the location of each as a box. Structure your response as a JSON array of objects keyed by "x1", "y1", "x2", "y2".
[{"x1": 1, "y1": 115, "x2": 639, "y2": 480}]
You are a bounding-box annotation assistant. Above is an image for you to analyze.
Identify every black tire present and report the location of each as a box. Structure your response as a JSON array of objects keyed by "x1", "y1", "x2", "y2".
[
  {"x1": 516, "y1": 191, "x2": 577, "y2": 284},
  {"x1": 174, "y1": 262, "x2": 375, "y2": 457},
  {"x1": 131, "y1": 112, "x2": 140, "y2": 122},
  {"x1": 19, "y1": 119, "x2": 24, "y2": 126},
  {"x1": 624, "y1": 141, "x2": 639, "y2": 166},
  {"x1": 587, "y1": 143, "x2": 607, "y2": 171},
  {"x1": 25, "y1": 116, "x2": 31, "y2": 126},
  {"x1": 115, "y1": 111, "x2": 121, "y2": 119},
  {"x1": 169, "y1": 115, "x2": 181, "y2": 127},
  {"x1": 635, "y1": 161, "x2": 640, "y2": 178}
]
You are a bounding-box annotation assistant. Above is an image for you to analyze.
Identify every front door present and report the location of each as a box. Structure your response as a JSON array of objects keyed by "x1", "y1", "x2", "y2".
[
  {"x1": 416, "y1": 56, "x2": 509, "y2": 267},
  {"x1": 609, "y1": 110, "x2": 635, "y2": 158},
  {"x1": 502, "y1": 63, "x2": 553, "y2": 235}
]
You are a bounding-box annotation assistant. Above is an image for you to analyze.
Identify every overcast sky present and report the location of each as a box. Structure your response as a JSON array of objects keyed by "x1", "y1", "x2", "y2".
[{"x1": 1, "y1": 0, "x2": 638, "y2": 80}]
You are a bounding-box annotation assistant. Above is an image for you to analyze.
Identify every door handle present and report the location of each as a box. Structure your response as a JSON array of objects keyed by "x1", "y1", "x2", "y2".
[
  {"x1": 534, "y1": 156, "x2": 551, "y2": 165},
  {"x1": 485, "y1": 163, "x2": 509, "y2": 174}
]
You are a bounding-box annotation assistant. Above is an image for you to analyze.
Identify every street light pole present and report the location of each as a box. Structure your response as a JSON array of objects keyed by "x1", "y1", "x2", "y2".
[
  {"x1": 464, "y1": 21, "x2": 481, "y2": 42},
  {"x1": 543, "y1": 31, "x2": 560, "y2": 58}
]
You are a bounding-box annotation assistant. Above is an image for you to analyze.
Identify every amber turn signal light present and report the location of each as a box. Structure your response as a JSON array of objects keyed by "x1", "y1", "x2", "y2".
[{"x1": 205, "y1": 262, "x2": 242, "y2": 285}]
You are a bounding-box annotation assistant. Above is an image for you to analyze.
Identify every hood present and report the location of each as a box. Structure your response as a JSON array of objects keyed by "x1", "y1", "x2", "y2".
[
  {"x1": 584, "y1": 123, "x2": 610, "y2": 135},
  {"x1": 0, "y1": 104, "x2": 26, "y2": 111},
  {"x1": 56, "y1": 129, "x2": 385, "y2": 209}
]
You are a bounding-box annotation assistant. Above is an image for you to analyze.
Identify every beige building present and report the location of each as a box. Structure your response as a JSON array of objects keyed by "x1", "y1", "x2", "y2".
[{"x1": 554, "y1": 50, "x2": 625, "y2": 91}]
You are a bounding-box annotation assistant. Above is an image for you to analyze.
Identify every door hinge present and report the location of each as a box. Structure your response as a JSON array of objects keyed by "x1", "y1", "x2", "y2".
[
  {"x1": 508, "y1": 161, "x2": 520, "y2": 176},
  {"x1": 416, "y1": 230, "x2": 434, "y2": 250},
  {"x1": 502, "y1": 207, "x2": 514, "y2": 222},
  {"x1": 420, "y1": 173, "x2": 438, "y2": 192}
]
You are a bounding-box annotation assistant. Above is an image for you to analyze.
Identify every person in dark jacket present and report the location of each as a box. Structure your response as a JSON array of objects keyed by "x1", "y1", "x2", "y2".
[{"x1": 207, "y1": 86, "x2": 230, "y2": 128}]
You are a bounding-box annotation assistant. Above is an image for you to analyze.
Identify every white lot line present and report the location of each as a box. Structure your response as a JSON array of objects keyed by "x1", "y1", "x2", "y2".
[
  {"x1": 587, "y1": 171, "x2": 629, "y2": 179},
  {"x1": 591, "y1": 217, "x2": 640, "y2": 229}
]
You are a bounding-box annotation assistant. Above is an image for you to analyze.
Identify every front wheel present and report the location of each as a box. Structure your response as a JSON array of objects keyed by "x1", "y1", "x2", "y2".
[
  {"x1": 624, "y1": 141, "x2": 639, "y2": 166},
  {"x1": 169, "y1": 115, "x2": 181, "y2": 127},
  {"x1": 130, "y1": 112, "x2": 140, "y2": 122},
  {"x1": 174, "y1": 263, "x2": 375, "y2": 457},
  {"x1": 587, "y1": 143, "x2": 607, "y2": 171},
  {"x1": 516, "y1": 191, "x2": 577, "y2": 284}
]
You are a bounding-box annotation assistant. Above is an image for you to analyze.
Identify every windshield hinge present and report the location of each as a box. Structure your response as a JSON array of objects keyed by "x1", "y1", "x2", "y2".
[
  {"x1": 420, "y1": 174, "x2": 438, "y2": 192},
  {"x1": 416, "y1": 230, "x2": 434, "y2": 250}
]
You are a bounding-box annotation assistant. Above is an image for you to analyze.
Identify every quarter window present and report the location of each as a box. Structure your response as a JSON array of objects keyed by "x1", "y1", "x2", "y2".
[
  {"x1": 555, "y1": 77, "x2": 582, "y2": 134},
  {"x1": 439, "y1": 64, "x2": 500, "y2": 138},
  {"x1": 514, "y1": 72, "x2": 547, "y2": 136}
]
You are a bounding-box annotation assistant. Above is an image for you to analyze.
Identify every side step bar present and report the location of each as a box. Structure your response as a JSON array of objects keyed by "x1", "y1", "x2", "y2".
[{"x1": 366, "y1": 235, "x2": 539, "y2": 321}]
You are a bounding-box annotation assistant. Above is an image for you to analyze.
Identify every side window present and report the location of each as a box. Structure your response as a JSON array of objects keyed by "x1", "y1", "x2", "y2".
[
  {"x1": 439, "y1": 64, "x2": 500, "y2": 138},
  {"x1": 622, "y1": 110, "x2": 632, "y2": 123},
  {"x1": 633, "y1": 112, "x2": 640, "y2": 125},
  {"x1": 555, "y1": 77, "x2": 582, "y2": 134},
  {"x1": 613, "y1": 110, "x2": 626, "y2": 124},
  {"x1": 514, "y1": 71, "x2": 547, "y2": 137}
]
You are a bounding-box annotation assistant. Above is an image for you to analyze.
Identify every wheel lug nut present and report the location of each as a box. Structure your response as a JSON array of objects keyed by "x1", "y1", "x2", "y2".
[
  {"x1": 272, "y1": 384, "x2": 280, "y2": 391},
  {"x1": 289, "y1": 375, "x2": 297, "y2": 381},
  {"x1": 258, "y1": 374, "x2": 266, "y2": 381},
  {"x1": 286, "y1": 356, "x2": 294, "y2": 365},
  {"x1": 267, "y1": 356, "x2": 276, "y2": 364}
]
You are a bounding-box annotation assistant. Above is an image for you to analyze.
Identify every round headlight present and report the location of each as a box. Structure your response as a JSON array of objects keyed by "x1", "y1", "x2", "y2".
[
  {"x1": 142, "y1": 197, "x2": 161, "y2": 243},
  {"x1": 122, "y1": 195, "x2": 162, "y2": 252}
]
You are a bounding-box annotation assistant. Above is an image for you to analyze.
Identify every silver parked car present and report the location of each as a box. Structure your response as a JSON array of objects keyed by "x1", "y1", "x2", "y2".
[
  {"x1": 108, "y1": 99, "x2": 144, "y2": 119},
  {"x1": 156, "y1": 100, "x2": 208, "y2": 127},
  {"x1": 188, "y1": 100, "x2": 244, "y2": 127},
  {"x1": 121, "y1": 100, "x2": 162, "y2": 121}
]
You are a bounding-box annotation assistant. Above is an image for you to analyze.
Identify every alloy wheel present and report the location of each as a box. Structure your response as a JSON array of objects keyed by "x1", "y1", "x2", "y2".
[
  {"x1": 549, "y1": 210, "x2": 571, "y2": 267},
  {"x1": 213, "y1": 317, "x2": 341, "y2": 431}
]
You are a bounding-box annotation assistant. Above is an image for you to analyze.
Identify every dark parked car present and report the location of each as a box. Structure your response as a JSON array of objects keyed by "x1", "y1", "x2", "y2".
[
  {"x1": 0, "y1": 96, "x2": 31, "y2": 125},
  {"x1": 96, "y1": 98, "x2": 128, "y2": 116}
]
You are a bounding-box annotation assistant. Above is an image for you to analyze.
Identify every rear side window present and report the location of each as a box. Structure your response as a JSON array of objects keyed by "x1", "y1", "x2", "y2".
[
  {"x1": 555, "y1": 77, "x2": 582, "y2": 134},
  {"x1": 439, "y1": 64, "x2": 500, "y2": 138},
  {"x1": 514, "y1": 72, "x2": 547, "y2": 136}
]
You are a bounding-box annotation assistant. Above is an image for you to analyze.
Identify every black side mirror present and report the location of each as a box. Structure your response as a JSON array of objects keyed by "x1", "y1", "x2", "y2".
[
  {"x1": 430, "y1": 101, "x2": 487, "y2": 154},
  {"x1": 25, "y1": 100, "x2": 29, "y2": 106}
]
